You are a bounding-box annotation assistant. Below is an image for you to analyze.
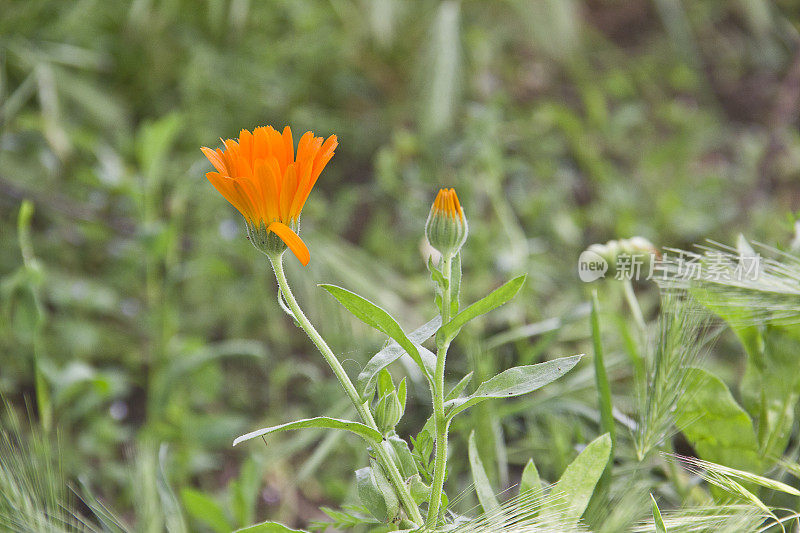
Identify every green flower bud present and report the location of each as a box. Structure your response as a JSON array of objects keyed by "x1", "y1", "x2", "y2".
[
  {"x1": 425, "y1": 188, "x2": 468, "y2": 258},
  {"x1": 375, "y1": 390, "x2": 403, "y2": 433}
]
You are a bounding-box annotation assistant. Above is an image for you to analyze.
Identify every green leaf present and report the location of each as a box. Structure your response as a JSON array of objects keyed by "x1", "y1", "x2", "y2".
[
  {"x1": 551, "y1": 433, "x2": 612, "y2": 527},
  {"x1": 436, "y1": 275, "x2": 526, "y2": 347},
  {"x1": 181, "y1": 488, "x2": 231, "y2": 533},
  {"x1": 691, "y1": 280, "x2": 798, "y2": 462},
  {"x1": 675, "y1": 368, "x2": 763, "y2": 473},
  {"x1": 519, "y1": 458, "x2": 543, "y2": 517},
  {"x1": 650, "y1": 494, "x2": 666, "y2": 533},
  {"x1": 232, "y1": 417, "x2": 381, "y2": 446},
  {"x1": 744, "y1": 326, "x2": 800, "y2": 460},
  {"x1": 136, "y1": 112, "x2": 182, "y2": 183},
  {"x1": 385, "y1": 436, "x2": 418, "y2": 479},
  {"x1": 234, "y1": 521, "x2": 307, "y2": 533},
  {"x1": 445, "y1": 372, "x2": 473, "y2": 401},
  {"x1": 445, "y1": 355, "x2": 582, "y2": 420},
  {"x1": 468, "y1": 431, "x2": 501, "y2": 518},
  {"x1": 157, "y1": 445, "x2": 188, "y2": 533},
  {"x1": 321, "y1": 284, "x2": 433, "y2": 382},
  {"x1": 231, "y1": 456, "x2": 262, "y2": 527},
  {"x1": 519, "y1": 458, "x2": 542, "y2": 496},
  {"x1": 356, "y1": 463, "x2": 400, "y2": 522},
  {"x1": 409, "y1": 475, "x2": 431, "y2": 504},
  {"x1": 428, "y1": 256, "x2": 447, "y2": 292},
  {"x1": 377, "y1": 368, "x2": 394, "y2": 397},
  {"x1": 411, "y1": 430, "x2": 435, "y2": 483},
  {"x1": 315, "y1": 506, "x2": 379, "y2": 530},
  {"x1": 357, "y1": 316, "x2": 441, "y2": 399},
  {"x1": 450, "y1": 252, "x2": 462, "y2": 316},
  {"x1": 397, "y1": 377, "x2": 407, "y2": 412}
]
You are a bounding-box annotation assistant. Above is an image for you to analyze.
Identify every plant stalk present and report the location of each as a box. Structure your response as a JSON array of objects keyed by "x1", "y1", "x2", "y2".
[
  {"x1": 268, "y1": 253, "x2": 424, "y2": 526},
  {"x1": 427, "y1": 254, "x2": 453, "y2": 528},
  {"x1": 623, "y1": 278, "x2": 646, "y2": 333},
  {"x1": 17, "y1": 201, "x2": 51, "y2": 433}
]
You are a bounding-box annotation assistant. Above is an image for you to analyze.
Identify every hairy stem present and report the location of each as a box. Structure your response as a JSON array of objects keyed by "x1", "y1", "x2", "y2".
[
  {"x1": 427, "y1": 255, "x2": 453, "y2": 528},
  {"x1": 268, "y1": 253, "x2": 424, "y2": 526}
]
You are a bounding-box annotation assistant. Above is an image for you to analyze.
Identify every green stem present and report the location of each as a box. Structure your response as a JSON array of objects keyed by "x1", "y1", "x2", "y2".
[
  {"x1": 17, "y1": 201, "x2": 51, "y2": 433},
  {"x1": 590, "y1": 290, "x2": 614, "y2": 506},
  {"x1": 623, "y1": 279, "x2": 646, "y2": 333},
  {"x1": 268, "y1": 253, "x2": 424, "y2": 526},
  {"x1": 427, "y1": 255, "x2": 453, "y2": 528},
  {"x1": 591, "y1": 290, "x2": 615, "y2": 444}
]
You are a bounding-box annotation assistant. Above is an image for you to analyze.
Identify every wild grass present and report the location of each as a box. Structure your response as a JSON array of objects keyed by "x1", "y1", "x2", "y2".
[
  {"x1": 656, "y1": 238, "x2": 800, "y2": 327},
  {"x1": 634, "y1": 296, "x2": 712, "y2": 460},
  {"x1": 3, "y1": 0, "x2": 800, "y2": 530},
  {"x1": 0, "y1": 405, "x2": 83, "y2": 532}
]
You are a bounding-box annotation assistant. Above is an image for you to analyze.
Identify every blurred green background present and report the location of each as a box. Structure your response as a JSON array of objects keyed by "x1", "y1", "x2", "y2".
[{"x1": 2, "y1": 0, "x2": 800, "y2": 530}]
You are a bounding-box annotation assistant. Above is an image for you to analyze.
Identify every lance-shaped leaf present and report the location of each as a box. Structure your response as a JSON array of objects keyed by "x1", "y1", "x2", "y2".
[
  {"x1": 320, "y1": 284, "x2": 433, "y2": 382},
  {"x1": 357, "y1": 316, "x2": 442, "y2": 399},
  {"x1": 650, "y1": 494, "x2": 666, "y2": 533},
  {"x1": 356, "y1": 462, "x2": 400, "y2": 522},
  {"x1": 232, "y1": 417, "x2": 381, "y2": 447},
  {"x1": 469, "y1": 431, "x2": 501, "y2": 518},
  {"x1": 519, "y1": 458, "x2": 542, "y2": 496},
  {"x1": 551, "y1": 433, "x2": 612, "y2": 527},
  {"x1": 436, "y1": 275, "x2": 526, "y2": 347},
  {"x1": 445, "y1": 355, "x2": 582, "y2": 420},
  {"x1": 446, "y1": 372, "x2": 473, "y2": 401}
]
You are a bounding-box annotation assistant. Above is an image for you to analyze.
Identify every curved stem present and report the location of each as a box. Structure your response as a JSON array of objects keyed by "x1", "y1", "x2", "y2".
[
  {"x1": 268, "y1": 254, "x2": 424, "y2": 526},
  {"x1": 427, "y1": 255, "x2": 453, "y2": 528}
]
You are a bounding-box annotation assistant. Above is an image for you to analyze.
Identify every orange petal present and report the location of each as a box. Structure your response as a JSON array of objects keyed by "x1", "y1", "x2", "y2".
[
  {"x1": 311, "y1": 135, "x2": 338, "y2": 179},
  {"x1": 234, "y1": 178, "x2": 264, "y2": 222},
  {"x1": 223, "y1": 139, "x2": 243, "y2": 177},
  {"x1": 293, "y1": 135, "x2": 336, "y2": 216},
  {"x1": 253, "y1": 127, "x2": 270, "y2": 160},
  {"x1": 238, "y1": 129, "x2": 254, "y2": 173},
  {"x1": 290, "y1": 160, "x2": 314, "y2": 219},
  {"x1": 296, "y1": 131, "x2": 315, "y2": 157},
  {"x1": 452, "y1": 189, "x2": 463, "y2": 216},
  {"x1": 254, "y1": 160, "x2": 280, "y2": 222},
  {"x1": 280, "y1": 163, "x2": 298, "y2": 222},
  {"x1": 282, "y1": 126, "x2": 294, "y2": 164},
  {"x1": 201, "y1": 147, "x2": 228, "y2": 175},
  {"x1": 267, "y1": 221, "x2": 310, "y2": 266},
  {"x1": 267, "y1": 127, "x2": 286, "y2": 172},
  {"x1": 206, "y1": 172, "x2": 253, "y2": 221}
]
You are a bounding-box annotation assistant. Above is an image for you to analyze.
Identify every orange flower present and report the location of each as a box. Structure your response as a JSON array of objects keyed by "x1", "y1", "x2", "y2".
[{"x1": 202, "y1": 126, "x2": 337, "y2": 265}]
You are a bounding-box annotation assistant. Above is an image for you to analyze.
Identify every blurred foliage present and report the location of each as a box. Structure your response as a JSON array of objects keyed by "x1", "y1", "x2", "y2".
[{"x1": 2, "y1": 0, "x2": 800, "y2": 530}]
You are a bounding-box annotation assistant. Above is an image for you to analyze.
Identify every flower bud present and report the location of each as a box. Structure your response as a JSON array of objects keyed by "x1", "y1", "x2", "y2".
[
  {"x1": 375, "y1": 390, "x2": 403, "y2": 434},
  {"x1": 425, "y1": 188, "x2": 468, "y2": 258}
]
